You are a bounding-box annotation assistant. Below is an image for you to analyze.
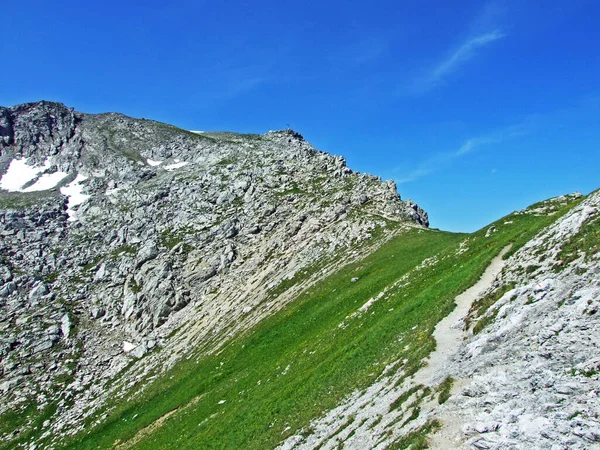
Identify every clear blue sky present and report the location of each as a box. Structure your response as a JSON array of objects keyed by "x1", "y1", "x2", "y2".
[{"x1": 2, "y1": 0, "x2": 599, "y2": 231}]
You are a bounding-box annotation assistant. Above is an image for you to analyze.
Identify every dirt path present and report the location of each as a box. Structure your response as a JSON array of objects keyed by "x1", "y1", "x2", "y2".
[
  {"x1": 277, "y1": 246, "x2": 512, "y2": 450},
  {"x1": 424, "y1": 245, "x2": 511, "y2": 449},
  {"x1": 417, "y1": 245, "x2": 511, "y2": 387}
]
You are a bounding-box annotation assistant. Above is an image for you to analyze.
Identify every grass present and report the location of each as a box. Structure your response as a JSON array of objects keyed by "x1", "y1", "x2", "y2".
[
  {"x1": 525, "y1": 264, "x2": 540, "y2": 274},
  {"x1": 0, "y1": 190, "x2": 58, "y2": 209},
  {"x1": 128, "y1": 278, "x2": 142, "y2": 294},
  {"x1": 0, "y1": 401, "x2": 59, "y2": 450},
  {"x1": 279, "y1": 186, "x2": 307, "y2": 196},
  {"x1": 215, "y1": 157, "x2": 238, "y2": 166},
  {"x1": 44, "y1": 272, "x2": 58, "y2": 283},
  {"x1": 160, "y1": 227, "x2": 196, "y2": 251},
  {"x1": 400, "y1": 406, "x2": 422, "y2": 428},
  {"x1": 82, "y1": 244, "x2": 139, "y2": 271},
  {"x1": 0, "y1": 401, "x2": 39, "y2": 437},
  {"x1": 437, "y1": 377, "x2": 455, "y2": 404},
  {"x1": 55, "y1": 196, "x2": 577, "y2": 450},
  {"x1": 386, "y1": 419, "x2": 441, "y2": 450},
  {"x1": 467, "y1": 282, "x2": 517, "y2": 333},
  {"x1": 82, "y1": 256, "x2": 104, "y2": 271},
  {"x1": 277, "y1": 182, "x2": 308, "y2": 197},
  {"x1": 389, "y1": 385, "x2": 423, "y2": 412}
]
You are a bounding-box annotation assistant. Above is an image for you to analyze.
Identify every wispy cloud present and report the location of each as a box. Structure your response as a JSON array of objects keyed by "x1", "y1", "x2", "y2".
[
  {"x1": 395, "y1": 167, "x2": 436, "y2": 184},
  {"x1": 401, "y1": 0, "x2": 508, "y2": 96},
  {"x1": 395, "y1": 122, "x2": 528, "y2": 184},
  {"x1": 221, "y1": 76, "x2": 269, "y2": 100},
  {"x1": 198, "y1": 62, "x2": 271, "y2": 103},
  {"x1": 425, "y1": 29, "x2": 506, "y2": 91},
  {"x1": 455, "y1": 122, "x2": 527, "y2": 155}
]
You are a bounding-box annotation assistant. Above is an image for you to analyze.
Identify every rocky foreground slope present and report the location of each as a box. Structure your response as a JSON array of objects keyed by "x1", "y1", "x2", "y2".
[{"x1": 0, "y1": 101, "x2": 427, "y2": 448}]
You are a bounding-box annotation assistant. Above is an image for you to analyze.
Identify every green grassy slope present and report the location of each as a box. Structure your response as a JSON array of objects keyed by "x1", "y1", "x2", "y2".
[{"x1": 59, "y1": 196, "x2": 582, "y2": 450}]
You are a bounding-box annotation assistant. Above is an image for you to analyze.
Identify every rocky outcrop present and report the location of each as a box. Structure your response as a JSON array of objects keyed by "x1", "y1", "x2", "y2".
[{"x1": 0, "y1": 101, "x2": 81, "y2": 166}]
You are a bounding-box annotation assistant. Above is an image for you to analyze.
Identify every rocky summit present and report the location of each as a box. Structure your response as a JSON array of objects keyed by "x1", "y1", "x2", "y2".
[{"x1": 0, "y1": 101, "x2": 598, "y2": 450}]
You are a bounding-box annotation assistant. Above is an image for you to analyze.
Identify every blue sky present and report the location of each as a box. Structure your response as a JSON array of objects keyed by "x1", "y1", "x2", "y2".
[{"x1": 2, "y1": 0, "x2": 599, "y2": 231}]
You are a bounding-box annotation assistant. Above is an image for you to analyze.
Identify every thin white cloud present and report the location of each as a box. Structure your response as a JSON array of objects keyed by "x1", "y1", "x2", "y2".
[
  {"x1": 428, "y1": 30, "x2": 506, "y2": 88},
  {"x1": 456, "y1": 123, "x2": 527, "y2": 156},
  {"x1": 395, "y1": 167, "x2": 435, "y2": 184},
  {"x1": 401, "y1": 26, "x2": 506, "y2": 96},
  {"x1": 223, "y1": 76, "x2": 268, "y2": 99},
  {"x1": 457, "y1": 136, "x2": 498, "y2": 156},
  {"x1": 394, "y1": 92, "x2": 600, "y2": 184},
  {"x1": 395, "y1": 122, "x2": 527, "y2": 184},
  {"x1": 394, "y1": 151, "x2": 455, "y2": 184},
  {"x1": 195, "y1": 59, "x2": 272, "y2": 103}
]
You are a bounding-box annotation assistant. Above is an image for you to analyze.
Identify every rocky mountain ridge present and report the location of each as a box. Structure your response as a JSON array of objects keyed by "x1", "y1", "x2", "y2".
[
  {"x1": 0, "y1": 101, "x2": 428, "y2": 448},
  {"x1": 1, "y1": 101, "x2": 597, "y2": 450}
]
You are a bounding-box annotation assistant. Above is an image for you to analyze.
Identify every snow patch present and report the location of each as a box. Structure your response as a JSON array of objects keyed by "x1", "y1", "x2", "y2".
[
  {"x1": 165, "y1": 161, "x2": 189, "y2": 171},
  {"x1": 0, "y1": 158, "x2": 43, "y2": 191},
  {"x1": 123, "y1": 341, "x2": 136, "y2": 353},
  {"x1": 189, "y1": 130, "x2": 205, "y2": 134},
  {"x1": 60, "y1": 175, "x2": 90, "y2": 221},
  {"x1": 146, "y1": 159, "x2": 162, "y2": 166},
  {"x1": 23, "y1": 170, "x2": 68, "y2": 192},
  {"x1": 0, "y1": 158, "x2": 67, "y2": 192}
]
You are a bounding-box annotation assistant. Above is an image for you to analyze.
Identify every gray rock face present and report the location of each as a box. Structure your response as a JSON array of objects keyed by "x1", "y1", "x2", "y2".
[
  {"x1": 0, "y1": 101, "x2": 429, "y2": 448},
  {"x1": 0, "y1": 101, "x2": 78, "y2": 158}
]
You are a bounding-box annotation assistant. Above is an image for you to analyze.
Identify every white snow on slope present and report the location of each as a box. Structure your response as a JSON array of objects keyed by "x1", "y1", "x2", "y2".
[
  {"x1": 189, "y1": 130, "x2": 205, "y2": 134},
  {"x1": 0, "y1": 158, "x2": 68, "y2": 192},
  {"x1": 1, "y1": 158, "x2": 68, "y2": 192},
  {"x1": 0, "y1": 158, "x2": 42, "y2": 191},
  {"x1": 146, "y1": 159, "x2": 162, "y2": 166},
  {"x1": 23, "y1": 170, "x2": 69, "y2": 192},
  {"x1": 165, "y1": 161, "x2": 188, "y2": 171},
  {"x1": 60, "y1": 175, "x2": 90, "y2": 221}
]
